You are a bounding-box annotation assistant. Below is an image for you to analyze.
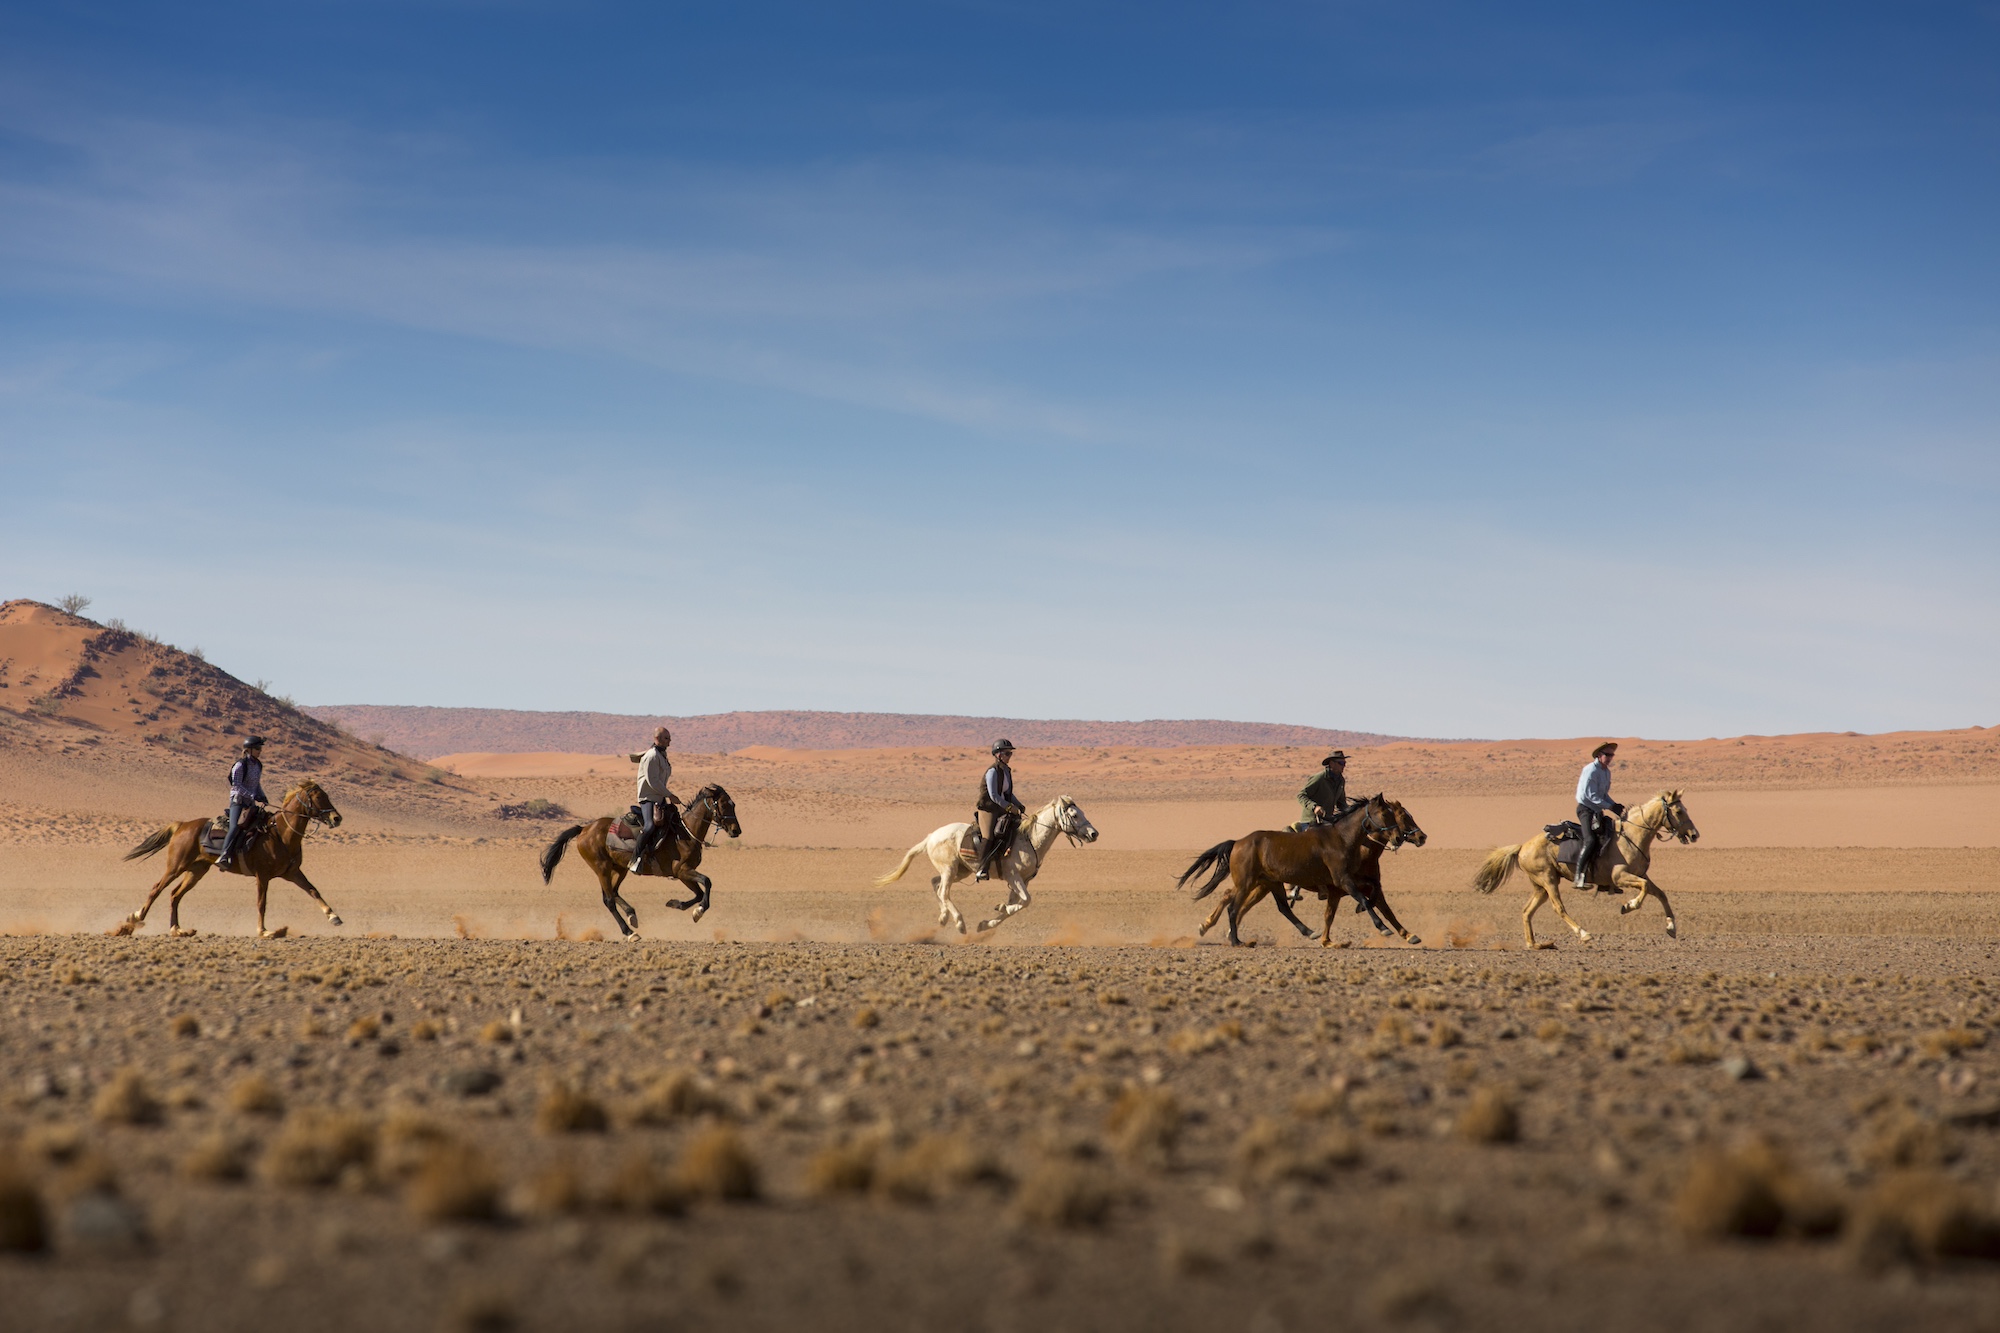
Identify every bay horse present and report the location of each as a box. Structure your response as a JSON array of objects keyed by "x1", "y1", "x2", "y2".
[
  {"x1": 874, "y1": 796, "x2": 1099, "y2": 934},
  {"x1": 538, "y1": 784, "x2": 741, "y2": 937},
  {"x1": 1470, "y1": 789, "x2": 1698, "y2": 948},
  {"x1": 1196, "y1": 800, "x2": 1428, "y2": 947},
  {"x1": 112, "y1": 781, "x2": 346, "y2": 939}
]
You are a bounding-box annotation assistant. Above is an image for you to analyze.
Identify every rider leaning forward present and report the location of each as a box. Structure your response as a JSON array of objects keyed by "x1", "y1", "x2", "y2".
[
  {"x1": 1574, "y1": 741, "x2": 1625, "y2": 888},
  {"x1": 974, "y1": 739, "x2": 1026, "y2": 882},
  {"x1": 1297, "y1": 750, "x2": 1354, "y2": 827},
  {"x1": 630, "y1": 727, "x2": 684, "y2": 873},
  {"x1": 215, "y1": 735, "x2": 268, "y2": 871}
]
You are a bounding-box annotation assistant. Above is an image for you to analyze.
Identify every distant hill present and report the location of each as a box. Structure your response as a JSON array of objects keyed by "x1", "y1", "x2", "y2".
[
  {"x1": 0, "y1": 599, "x2": 460, "y2": 793},
  {"x1": 303, "y1": 704, "x2": 1413, "y2": 759}
]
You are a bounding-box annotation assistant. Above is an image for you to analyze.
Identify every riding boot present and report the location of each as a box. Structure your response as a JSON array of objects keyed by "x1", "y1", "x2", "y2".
[{"x1": 974, "y1": 819, "x2": 1012, "y2": 882}]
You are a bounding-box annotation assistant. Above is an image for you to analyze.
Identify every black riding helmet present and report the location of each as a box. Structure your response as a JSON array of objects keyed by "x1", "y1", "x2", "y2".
[
  {"x1": 992, "y1": 739, "x2": 1015, "y2": 756},
  {"x1": 243, "y1": 736, "x2": 265, "y2": 751}
]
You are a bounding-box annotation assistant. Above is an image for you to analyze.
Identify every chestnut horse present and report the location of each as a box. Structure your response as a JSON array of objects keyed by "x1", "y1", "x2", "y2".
[
  {"x1": 538, "y1": 784, "x2": 742, "y2": 937},
  {"x1": 1175, "y1": 796, "x2": 1413, "y2": 946},
  {"x1": 1195, "y1": 799, "x2": 1428, "y2": 947},
  {"x1": 112, "y1": 780, "x2": 346, "y2": 938}
]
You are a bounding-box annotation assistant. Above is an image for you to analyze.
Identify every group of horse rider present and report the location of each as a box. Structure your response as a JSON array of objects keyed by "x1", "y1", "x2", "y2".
[{"x1": 206, "y1": 724, "x2": 1631, "y2": 889}]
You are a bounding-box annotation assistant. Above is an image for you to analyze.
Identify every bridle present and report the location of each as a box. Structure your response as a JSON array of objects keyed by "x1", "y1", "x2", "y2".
[
  {"x1": 1033, "y1": 800, "x2": 1094, "y2": 849},
  {"x1": 278, "y1": 785, "x2": 339, "y2": 839},
  {"x1": 1620, "y1": 795, "x2": 1694, "y2": 845},
  {"x1": 685, "y1": 785, "x2": 737, "y2": 848}
]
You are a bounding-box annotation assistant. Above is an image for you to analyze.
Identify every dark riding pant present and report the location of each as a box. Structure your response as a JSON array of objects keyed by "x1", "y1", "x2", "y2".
[
  {"x1": 217, "y1": 799, "x2": 253, "y2": 867},
  {"x1": 975, "y1": 808, "x2": 1019, "y2": 879},
  {"x1": 1575, "y1": 804, "x2": 1612, "y2": 885},
  {"x1": 630, "y1": 800, "x2": 664, "y2": 872}
]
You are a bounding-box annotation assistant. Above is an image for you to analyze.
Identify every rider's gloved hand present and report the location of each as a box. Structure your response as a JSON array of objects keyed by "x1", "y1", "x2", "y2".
[{"x1": 1613, "y1": 802, "x2": 1626, "y2": 817}]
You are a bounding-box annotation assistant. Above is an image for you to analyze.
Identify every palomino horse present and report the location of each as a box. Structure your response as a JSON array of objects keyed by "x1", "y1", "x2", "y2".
[
  {"x1": 1471, "y1": 789, "x2": 1698, "y2": 948},
  {"x1": 538, "y1": 784, "x2": 742, "y2": 937},
  {"x1": 874, "y1": 796, "x2": 1099, "y2": 934},
  {"x1": 1180, "y1": 797, "x2": 1424, "y2": 946},
  {"x1": 1194, "y1": 800, "x2": 1428, "y2": 948},
  {"x1": 113, "y1": 781, "x2": 346, "y2": 939}
]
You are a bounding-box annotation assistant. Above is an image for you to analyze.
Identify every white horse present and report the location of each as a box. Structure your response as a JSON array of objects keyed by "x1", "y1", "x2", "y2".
[{"x1": 874, "y1": 796, "x2": 1099, "y2": 934}]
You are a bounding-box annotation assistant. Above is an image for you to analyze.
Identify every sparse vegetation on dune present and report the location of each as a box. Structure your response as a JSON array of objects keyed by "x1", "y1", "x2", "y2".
[{"x1": 0, "y1": 934, "x2": 1993, "y2": 1329}]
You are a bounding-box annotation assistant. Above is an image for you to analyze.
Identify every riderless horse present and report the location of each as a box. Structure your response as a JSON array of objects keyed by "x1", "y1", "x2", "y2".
[
  {"x1": 875, "y1": 796, "x2": 1099, "y2": 934},
  {"x1": 1470, "y1": 789, "x2": 1698, "y2": 948},
  {"x1": 113, "y1": 781, "x2": 346, "y2": 939},
  {"x1": 539, "y1": 784, "x2": 741, "y2": 937}
]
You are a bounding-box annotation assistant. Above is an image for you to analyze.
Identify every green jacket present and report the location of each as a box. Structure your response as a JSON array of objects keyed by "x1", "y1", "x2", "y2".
[{"x1": 1297, "y1": 770, "x2": 1349, "y2": 823}]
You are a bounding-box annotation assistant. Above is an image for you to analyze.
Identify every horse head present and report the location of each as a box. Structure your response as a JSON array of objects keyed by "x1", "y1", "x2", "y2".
[
  {"x1": 699, "y1": 784, "x2": 743, "y2": 839},
  {"x1": 285, "y1": 780, "x2": 342, "y2": 829},
  {"x1": 1657, "y1": 789, "x2": 1698, "y2": 844},
  {"x1": 1382, "y1": 799, "x2": 1426, "y2": 849},
  {"x1": 1054, "y1": 796, "x2": 1099, "y2": 845}
]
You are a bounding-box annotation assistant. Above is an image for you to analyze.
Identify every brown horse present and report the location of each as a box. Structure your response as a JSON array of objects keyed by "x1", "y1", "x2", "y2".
[
  {"x1": 1199, "y1": 801, "x2": 1428, "y2": 947},
  {"x1": 1176, "y1": 796, "x2": 1414, "y2": 946},
  {"x1": 538, "y1": 784, "x2": 742, "y2": 937},
  {"x1": 112, "y1": 781, "x2": 346, "y2": 938}
]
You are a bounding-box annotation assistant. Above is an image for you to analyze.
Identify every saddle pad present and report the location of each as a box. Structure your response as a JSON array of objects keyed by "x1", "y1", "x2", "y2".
[{"x1": 1550, "y1": 838, "x2": 1583, "y2": 869}]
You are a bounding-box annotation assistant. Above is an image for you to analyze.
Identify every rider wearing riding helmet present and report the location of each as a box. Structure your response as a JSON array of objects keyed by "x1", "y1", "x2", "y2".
[
  {"x1": 973, "y1": 739, "x2": 1026, "y2": 882},
  {"x1": 215, "y1": 735, "x2": 269, "y2": 871},
  {"x1": 630, "y1": 726, "x2": 683, "y2": 875},
  {"x1": 1574, "y1": 741, "x2": 1625, "y2": 888}
]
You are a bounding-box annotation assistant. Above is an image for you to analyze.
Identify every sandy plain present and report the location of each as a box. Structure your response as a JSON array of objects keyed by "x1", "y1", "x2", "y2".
[{"x1": 2, "y1": 729, "x2": 2000, "y2": 1332}]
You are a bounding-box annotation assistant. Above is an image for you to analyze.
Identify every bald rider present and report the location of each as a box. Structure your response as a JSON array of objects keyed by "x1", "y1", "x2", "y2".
[
  {"x1": 1574, "y1": 742, "x2": 1626, "y2": 888},
  {"x1": 1297, "y1": 751, "x2": 1354, "y2": 827}
]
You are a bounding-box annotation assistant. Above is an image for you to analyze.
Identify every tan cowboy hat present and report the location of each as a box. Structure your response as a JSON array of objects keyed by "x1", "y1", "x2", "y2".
[
  {"x1": 1322, "y1": 751, "x2": 1347, "y2": 765},
  {"x1": 1592, "y1": 741, "x2": 1619, "y2": 757}
]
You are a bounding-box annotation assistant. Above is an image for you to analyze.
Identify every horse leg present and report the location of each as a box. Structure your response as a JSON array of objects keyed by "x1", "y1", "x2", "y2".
[
  {"x1": 254, "y1": 876, "x2": 285, "y2": 939},
  {"x1": 1618, "y1": 875, "x2": 1677, "y2": 939},
  {"x1": 1522, "y1": 882, "x2": 1549, "y2": 950},
  {"x1": 281, "y1": 867, "x2": 343, "y2": 928},
  {"x1": 1197, "y1": 885, "x2": 1232, "y2": 937},
  {"x1": 682, "y1": 872, "x2": 713, "y2": 923},
  {"x1": 1371, "y1": 889, "x2": 1420, "y2": 947},
  {"x1": 975, "y1": 873, "x2": 1030, "y2": 933},
  {"x1": 165, "y1": 864, "x2": 209, "y2": 937},
  {"x1": 1267, "y1": 880, "x2": 1314, "y2": 939},
  {"x1": 1543, "y1": 877, "x2": 1592, "y2": 944}
]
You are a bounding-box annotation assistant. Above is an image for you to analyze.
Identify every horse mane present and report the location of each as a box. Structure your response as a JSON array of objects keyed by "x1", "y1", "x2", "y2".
[{"x1": 282, "y1": 780, "x2": 323, "y2": 802}]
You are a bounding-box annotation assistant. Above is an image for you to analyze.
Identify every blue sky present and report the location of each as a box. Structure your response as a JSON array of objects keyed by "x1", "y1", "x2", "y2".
[{"x1": 1, "y1": 1, "x2": 1995, "y2": 738}]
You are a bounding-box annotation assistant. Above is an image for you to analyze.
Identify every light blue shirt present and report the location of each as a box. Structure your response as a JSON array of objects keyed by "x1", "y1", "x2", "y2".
[{"x1": 1576, "y1": 760, "x2": 1615, "y2": 812}]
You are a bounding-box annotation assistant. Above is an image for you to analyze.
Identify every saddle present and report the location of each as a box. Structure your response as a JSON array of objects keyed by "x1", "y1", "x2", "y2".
[
  {"x1": 1545, "y1": 821, "x2": 1618, "y2": 888},
  {"x1": 607, "y1": 805, "x2": 687, "y2": 866},
  {"x1": 200, "y1": 806, "x2": 269, "y2": 858}
]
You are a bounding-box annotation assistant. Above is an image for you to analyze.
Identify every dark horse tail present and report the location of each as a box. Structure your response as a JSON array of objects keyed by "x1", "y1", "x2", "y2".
[
  {"x1": 123, "y1": 826, "x2": 175, "y2": 862},
  {"x1": 1177, "y1": 840, "x2": 1236, "y2": 900},
  {"x1": 540, "y1": 825, "x2": 585, "y2": 884}
]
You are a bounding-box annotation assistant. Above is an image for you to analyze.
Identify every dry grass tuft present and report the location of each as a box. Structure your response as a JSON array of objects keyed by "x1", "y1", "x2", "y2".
[
  {"x1": 1428, "y1": 1021, "x2": 1464, "y2": 1049},
  {"x1": 1666, "y1": 1035, "x2": 1720, "y2": 1065},
  {"x1": 228, "y1": 1074, "x2": 284, "y2": 1117},
  {"x1": 512, "y1": 1160, "x2": 586, "y2": 1218},
  {"x1": 1106, "y1": 1087, "x2": 1182, "y2": 1167},
  {"x1": 535, "y1": 1082, "x2": 608, "y2": 1135},
  {"x1": 1672, "y1": 1139, "x2": 1841, "y2": 1242},
  {"x1": 675, "y1": 1127, "x2": 760, "y2": 1201},
  {"x1": 874, "y1": 1134, "x2": 1004, "y2": 1203},
  {"x1": 0, "y1": 1157, "x2": 48, "y2": 1252},
  {"x1": 1457, "y1": 1087, "x2": 1519, "y2": 1145},
  {"x1": 1009, "y1": 1156, "x2": 1113, "y2": 1229},
  {"x1": 411, "y1": 1019, "x2": 441, "y2": 1042},
  {"x1": 1847, "y1": 1170, "x2": 2000, "y2": 1266},
  {"x1": 170, "y1": 1013, "x2": 200, "y2": 1038},
  {"x1": 804, "y1": 1136, "x2": 878, "y2": 1196},
  {"x1": 479, "y1": 1020, "x2": 513, "y2": 1044},
  {"x1": 1235, "y1": 1116, "x2": 1361, "y2": 1185},
  {"x1": 182, "y1": 1131, "x2": 250, "y2": 1182},
  {"x1": 1855, "y1": 1107, "x2": 1957, "y2": 1170},
  {"x1": 851, "y1": 1006, "x2": 881, "y2": 1030},
  {"x1": 92, "y1": 1069, "x2": 162, "y2": 1126},
  {"x1": 627, "y1": 1069, "x2": 727, "y2": 1124},
  {"x1": 609, "y1": 1152, "x2": 690, "y2": 1216},
  {"x1": 345, "y1": 1015, "x2": 380, "y2": 1045},
  {"x1": 406, "y1": 1142, "x2": 501, "y2": 1224},
  {"x1": 1919, "y1": 1026, "x2": 1987, "y2": 1059},
  {"x1": 377, "y1": 1112, "x2": 454, "y2": 1180},
  {"x1": 261, "y1": 1109, "x2": 377, "y2": 1188}
]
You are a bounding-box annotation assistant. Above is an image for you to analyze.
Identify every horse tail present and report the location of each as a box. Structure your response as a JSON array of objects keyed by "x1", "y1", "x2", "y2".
[
  {"x1": 540, "y1": 826, "x2": 584, "y2": 884},
  {"x1": 1471, "y1": 845, "x2": 1520, "y2": 896},
  {"x1": 1177, "y1": 841, "x2": 1236, "y2": 900},
  {"x1": 874, "y1": 840, "x2": 927, "y2": 888},
  {"x1": 122, "y1": 826, "x2": 175, "y2": 862}
]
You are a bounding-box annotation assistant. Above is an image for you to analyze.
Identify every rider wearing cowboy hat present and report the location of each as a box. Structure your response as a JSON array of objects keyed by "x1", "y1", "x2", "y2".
[
  {"x1": 215, "y1": 735, "x2": 269, "y2": 871},
  {"x1": 1574, "y1": 741, "x2": 1626, "y2": 888},
  {"x1": 973, "y1": 739, "x2": 1026, "y2": 882},
  {"x1": 1298, "y1": 751, "x2": 1354, "y2": 828},
  {"x1": 629, "y1": 726, "x2": 684, "y2": 875}
]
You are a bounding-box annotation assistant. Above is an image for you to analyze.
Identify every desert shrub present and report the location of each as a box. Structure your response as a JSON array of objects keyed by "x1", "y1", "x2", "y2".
[
  {"x1": 93, "y1": 1070, "x2": 162, "y2": 1126},
  {"x1": 536, "y1": 1082, "x2": 608, "y2": 1135},
  {"x1": 1848, "y1": 1171, "x2": 2000, "y2": 1266},
  {"x1": 406, "y1": 1143, "x2": 500, "y2": 1224},
  {"x1": 261, "y1": 1109, "x2": 376, "y2": 1187},
  {"x1": 873, "y1": 1135, "x2": 1004, "y2": 1203},
  {"x1": 675, "y1": 1128, "x2": 759, "y2": 1201},
  {"x1": 494, "y1": 799, "x2": 571, "y2": 821},
  {"x1": 1855, "y1": 1107, "x2": 1958, "y2": 1170},
  {"x1": 804, "y1": 1137, "x2": 878, "y2": 1196},
  {"x1": 1236, "y1": 1117, "x2": 1360, "y2": 1185},
  {"x1": 1009, "y1": 1157, "x2": 1113, "y2": 1229},
  {"x1": 1457, "y1": 1087, "x2": 1519, "y2": 1145},
  {"x1": 1673, "y1": 1139, "x2": 1842, "y2": 1242},
  {"x1": 627, "y1": 1069, "x2": 727, "y2": 1124},
  {"x1": 609, "y1": 1152, "x2": 690, "y2": 1216},
  {"x1": 228, "y1": 1075, "x2": 284, "y2": 1117},
  {"x1": 1106, "y1": 1088, "x2": 1182, "y2": 1167}
]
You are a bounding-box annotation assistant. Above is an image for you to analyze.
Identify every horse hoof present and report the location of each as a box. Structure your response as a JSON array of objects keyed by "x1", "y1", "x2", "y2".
[
  {"x1": 107, "y1": 919, "x2": 138, "y2": 938},
  {"x1": 168, "y1": 926, "x2": 197, "y2": 938},
  {"x1": 327, "y1": 915, "x2": 343, "y2": 927},
  {"x1": 690, "y1": 906, "x2": 707, "y2": 923},
  {"x1": 1578, "y1": 931, "x2": 1593, "y2": 943},
  {"x1": 1530, "y1": 940, "x2": 1555, "y2": 951},
  {"x1": 1666, "y1": 922, "x2": 1679, "y2": 939},
  {"x1": 1406, "y1": 935, "x2": 1422, "y2": 947},
  {"x1": 260, "y1": 927, "x2": 289, "y2": 940}
]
